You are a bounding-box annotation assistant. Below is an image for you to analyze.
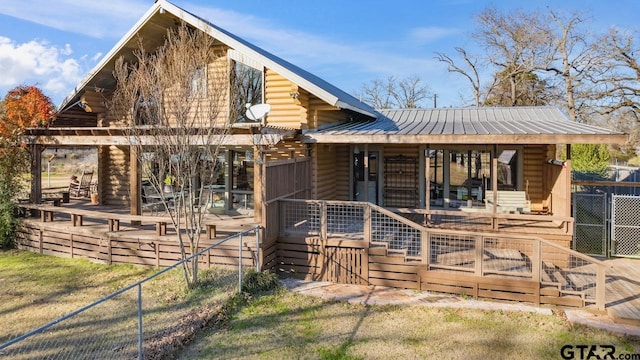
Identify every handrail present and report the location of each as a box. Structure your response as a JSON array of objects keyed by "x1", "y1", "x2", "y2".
[
  {"x1": 387, "y1": 206, "x2": 574, "y2": 223},
  {"x1": 279, "y1": 199, "x2": 580, "y2": 250},
  {"x1": 279, "y1": 198, "x2": 607, "y2": 309}
]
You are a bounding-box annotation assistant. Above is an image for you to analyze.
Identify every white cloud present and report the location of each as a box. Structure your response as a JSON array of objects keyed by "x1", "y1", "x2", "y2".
[
  {"x1": 0, "y1": 0, "x2": 148, "y2": 38},
  {"x1": 0, "y1": 36, "x2": 84, "y2": 101},
  {"x1": 409, "y1": 26, "x2": 462, "y2": 44},
  {"x1": 190, "y1": 5, "x2": 442, "y2": 82},
  {"x1": 91, "y1": 52, "x2": 103, "y2": 62}
]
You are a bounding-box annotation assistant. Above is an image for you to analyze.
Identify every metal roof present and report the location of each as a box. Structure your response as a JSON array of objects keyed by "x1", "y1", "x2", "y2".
[
  {"x1": 58, "y1": 0, "x2": 376, "y2": 118},
  {"x1": 302, "y1": 107, "x2": 627, "y2": 145}
]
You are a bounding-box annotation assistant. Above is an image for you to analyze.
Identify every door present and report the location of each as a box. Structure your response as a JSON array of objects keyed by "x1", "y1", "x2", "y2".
[{"x1": 352, "y1": 150, "x2": 380, "y2": 204}]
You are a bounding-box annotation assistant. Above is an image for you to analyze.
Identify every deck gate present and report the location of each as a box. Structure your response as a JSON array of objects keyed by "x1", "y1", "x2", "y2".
[
  {"x1": 573, "y1": 193, "x2": 607, "y2": 256},
  {"x1": 611, "y1": 195, "x2": 640, "y2": 258}
]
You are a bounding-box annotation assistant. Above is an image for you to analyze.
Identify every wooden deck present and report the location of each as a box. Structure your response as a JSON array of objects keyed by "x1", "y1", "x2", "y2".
[
  {"x1": 20, "y1": 198, "x2": 256, "y2": 237},
  {"x1": 601, "y1": 258, "x2": 640, "y2": 326},
  {"x1": 15, "y1": 199, "x2": 259, "y2": 268},
  {"x1": 397, "y1": 209, "x2": 574, "y2": 246}
]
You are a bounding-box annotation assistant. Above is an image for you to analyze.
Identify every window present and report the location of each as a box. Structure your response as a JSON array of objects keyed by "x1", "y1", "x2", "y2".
[
  {"x1": 134, "y1": 94, "x2": 158, "y2": 125},
  {"x1": 230, "y1": 60, "x2": 263, "y2": 123},
  {"x1": 191, "y1": 66, "x2": 207, "y2": 97}
]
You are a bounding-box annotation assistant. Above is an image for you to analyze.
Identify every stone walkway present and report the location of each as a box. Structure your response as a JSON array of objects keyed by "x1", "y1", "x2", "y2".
[{"x1": 281, "y1": 278, "x2": 640, "y2": 337}]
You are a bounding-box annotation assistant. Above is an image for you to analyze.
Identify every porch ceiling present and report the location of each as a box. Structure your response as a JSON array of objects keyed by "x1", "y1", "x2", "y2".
[{"x1": 302, "y1": 107, "x2": 627, "y2": 145}]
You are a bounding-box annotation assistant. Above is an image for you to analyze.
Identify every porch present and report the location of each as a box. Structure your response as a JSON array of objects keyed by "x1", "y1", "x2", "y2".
[{"x1": 269, "y1": 199, "x2": 640, "y2": 325}]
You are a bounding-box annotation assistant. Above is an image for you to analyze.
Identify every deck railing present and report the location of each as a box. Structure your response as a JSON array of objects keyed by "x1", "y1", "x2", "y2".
[{"x1": 279, "y1": 199, "x2": 606, "y2": 310}]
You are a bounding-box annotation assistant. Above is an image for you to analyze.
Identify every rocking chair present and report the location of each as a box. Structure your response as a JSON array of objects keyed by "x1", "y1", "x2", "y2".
[{"x1": 69, "y1": 169, "x2": 94, "y2": 197}]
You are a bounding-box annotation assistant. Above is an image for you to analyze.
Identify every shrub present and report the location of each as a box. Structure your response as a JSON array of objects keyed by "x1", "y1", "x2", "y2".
[
  {"x1": 241, "y1": 270, "x2": 282, "y2": 295},
  {"x1": 0, "y1": 187, "x2": 17, "y2": 249}
]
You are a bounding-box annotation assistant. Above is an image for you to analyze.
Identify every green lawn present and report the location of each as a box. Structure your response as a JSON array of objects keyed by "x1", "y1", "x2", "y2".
[
  {"x1": 2, "y1": 250, "x2": 639, "y2": 359},
  {"x1": 181, "y1": 289, "x2": 640, "y2": 360}
]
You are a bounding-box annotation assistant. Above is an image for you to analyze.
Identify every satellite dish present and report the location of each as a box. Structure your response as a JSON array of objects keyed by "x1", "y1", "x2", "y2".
[{"x1": 245, "y1": 103, "x2": 271, "y2": 121}]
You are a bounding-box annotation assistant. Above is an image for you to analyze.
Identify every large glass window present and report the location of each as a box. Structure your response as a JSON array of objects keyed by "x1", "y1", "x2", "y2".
[
  {"x1": 448, "y1": 150, "x2": 491, "y2": 207},
  {"x1": 497, "y1": 150, "x2": 518, "y2": 190},
  {"x1": 230, "y1": 61, "x2": 263, "y2": 123},
  {"x1": 429, "y1": 150, "x2": 445, "y2": 207}
]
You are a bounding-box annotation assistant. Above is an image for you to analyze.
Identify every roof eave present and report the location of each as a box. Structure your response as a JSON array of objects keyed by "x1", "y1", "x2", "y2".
[{"x1": 302, "y1": 133, "x2": 629, "y2": 145}]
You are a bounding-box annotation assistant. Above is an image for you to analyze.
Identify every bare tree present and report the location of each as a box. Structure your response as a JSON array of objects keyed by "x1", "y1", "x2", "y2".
[
  {"x1": 109, "y1": 24, "x2": 233, "y2": 287},
  {"x1": 357, "y1": 75, "x2": 431, "y2": 109},
  {"x1": 474, "y1": 6, "x2": 555, "y2": 106},
  {"x1": 435, "y1": 47, "x2": 498, "y2": 106},
  {"x1": 592, "y1": 28, "x2": 640, "y2": 119}
]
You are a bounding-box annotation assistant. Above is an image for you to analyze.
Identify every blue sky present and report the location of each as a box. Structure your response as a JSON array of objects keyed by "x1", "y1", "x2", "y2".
[{"x1": 0, "y1": 0, "x2": 638, "y2": 108}]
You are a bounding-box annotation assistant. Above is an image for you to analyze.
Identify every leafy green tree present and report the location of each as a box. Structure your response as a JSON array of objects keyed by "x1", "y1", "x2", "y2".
[{"x1": 571, "y1": 144, "x2": 611, "y2": 179}]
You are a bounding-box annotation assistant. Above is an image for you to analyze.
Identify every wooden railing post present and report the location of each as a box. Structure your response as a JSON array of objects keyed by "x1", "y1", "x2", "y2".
[
  {"x1": 278, "y1": 201, "x2": 285, "y2": 237},
  {"x1": 320, "y1": 201, "x2": 327, "y2": 240},
  {"x1": 475, "y1": 235, "x2": 483, "y2": 276},
  {"x1": 596, "y1": 265, "x2": 606, "y2": 311},
  {"x1": 364, "y1": 205, "x2": 372, "y2": 245},
  {"x1": 107, "y1": 237, "x2": 113, "y2": 265},
  {"x1": 421, "y1": 229, "x2": 429, "y2": 266},
  {"x1": 532, "y1": 239, "x2": 541, "y2": 282},
  {"x1": 39, "y1": 228, "x2": 43, "y2": 254}
]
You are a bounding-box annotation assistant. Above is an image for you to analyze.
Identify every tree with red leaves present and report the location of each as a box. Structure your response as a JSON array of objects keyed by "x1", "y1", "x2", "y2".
[
  {"x1": 1, "y1": 85, "x2": 55, "y2": 137},
  {"x1": 0, "y1": 85, "x2": 55, "y2": 248}
]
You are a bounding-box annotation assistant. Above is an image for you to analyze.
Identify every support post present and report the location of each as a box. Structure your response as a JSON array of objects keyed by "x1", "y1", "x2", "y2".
[
  {"x1": 363, "y1": 144, "x2": 369, "y2": 203},
  {"x1": 31, "y1": 145, "x2": 43, "y2": 204},
  {"x1": 565, "y1": 144, "x2": 572, "y2": 218},
  {"x1": 425, "y1": 150, "x2": 431, "y2": 225},
  {"x1": 492, "y1": 145, "x2": 498, "y2": 230},
  {"x1": 130, "y1": 146, "x2": 141, "y2": 225},
  {"x1": 238, "y1": 233, "x2": 243, "y2": 293}
]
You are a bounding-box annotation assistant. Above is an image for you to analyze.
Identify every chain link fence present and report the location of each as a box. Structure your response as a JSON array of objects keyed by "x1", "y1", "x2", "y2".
[
  {"x1": 611, "y1": 195, "x2": 640, "y2": 258},
  {"x1": 0, "y1": 226, "x2": 260, "y2": 359}
]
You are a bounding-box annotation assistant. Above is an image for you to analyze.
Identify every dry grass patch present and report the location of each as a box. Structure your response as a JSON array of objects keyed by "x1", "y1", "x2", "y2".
[
  {"x1": 181, "y1": 290, "x2": 640, "y2": 360},
  {"x1": 0, "y1": 249, "x2": 239, "y2": 359}
]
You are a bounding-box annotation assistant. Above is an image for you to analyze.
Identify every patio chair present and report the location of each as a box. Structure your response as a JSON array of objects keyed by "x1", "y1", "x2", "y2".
[
  {"x1": 69, "y1": 169, "x2": 94, "y2": 197},
  {"x1": 141, "y1": 184, "x2": 170, "y2": 215}
]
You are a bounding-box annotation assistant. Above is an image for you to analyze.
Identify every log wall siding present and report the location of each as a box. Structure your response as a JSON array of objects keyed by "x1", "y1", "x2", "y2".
[
  {"x1": 523, "y1": 145, "x2": 546, "y2": 212},
  {"x1": 102, "y1": 45, "x2": 230, "y2": 127},
  {"x1": 264, "y1": 70, "x2": 308, "y2": 129},
  {"x1": 334, "y1": 145, "x2": 350, "y2": 201},
  {"x1": 264, "y1": 141, "x2": 308, "y2": 161},
  {"x1": 312, "y1": 144, "x2": 337, "y2": 200},
  {"x1": 102, "y1": 145, "x2": 130, "y2": 206}
]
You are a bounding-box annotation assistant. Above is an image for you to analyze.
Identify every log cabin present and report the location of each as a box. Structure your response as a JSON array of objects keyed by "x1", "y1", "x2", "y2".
[{"x1": 20, "y1": 0, "x2": 629, "y2": 310}]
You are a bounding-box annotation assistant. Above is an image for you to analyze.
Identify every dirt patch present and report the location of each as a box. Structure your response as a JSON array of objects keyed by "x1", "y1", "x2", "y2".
[{"x1": 143, "y1": 304, "x2": 225, "y2": 359}]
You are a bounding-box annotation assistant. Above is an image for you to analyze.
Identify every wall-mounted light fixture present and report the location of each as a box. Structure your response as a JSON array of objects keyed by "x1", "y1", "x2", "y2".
[{"x1": 353, "y1": 145, "x2": 360, "y2": 155}]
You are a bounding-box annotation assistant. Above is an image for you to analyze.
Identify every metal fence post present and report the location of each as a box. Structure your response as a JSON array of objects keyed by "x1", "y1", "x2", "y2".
[
  {"x1": 238, "y1": 233, "x2": 243, "y2": 293},
  {"x1": 137, "y1": 283, "x2": 143, "y2": 360}
]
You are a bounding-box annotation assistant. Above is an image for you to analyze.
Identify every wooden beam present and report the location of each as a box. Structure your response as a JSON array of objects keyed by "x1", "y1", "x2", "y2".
[{"x1": 29, "y1": 134, "x2": 263, "y2": 146}]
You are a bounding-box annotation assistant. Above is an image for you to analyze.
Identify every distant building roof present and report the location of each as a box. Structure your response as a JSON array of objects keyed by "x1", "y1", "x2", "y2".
[{"x1": 302, "y1": 107, "x2": 627, "y2": 145}]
